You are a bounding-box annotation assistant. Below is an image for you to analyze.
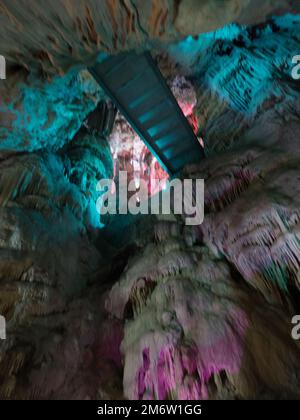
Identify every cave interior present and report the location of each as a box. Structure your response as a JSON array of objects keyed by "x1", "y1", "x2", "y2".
[{"x1": 0, "y1": 0, "x2": 300, "y2": 400}]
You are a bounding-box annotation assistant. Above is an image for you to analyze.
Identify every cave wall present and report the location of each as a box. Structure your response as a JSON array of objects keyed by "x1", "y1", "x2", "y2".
[
  {"x1": 0, "y1": 102, "x2": 120, "y2": 399},
  {"x1": 0, "y1": 0, "x2": 300, "y2": 400},
  {"x1": 106, "y1": 218, "x2": 300, "y2": 399}
]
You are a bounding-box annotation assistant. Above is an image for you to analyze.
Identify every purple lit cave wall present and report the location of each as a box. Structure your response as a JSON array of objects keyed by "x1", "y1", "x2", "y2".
[{"x1": 1, "y1": 0, "x2": 300, "y2": 400}]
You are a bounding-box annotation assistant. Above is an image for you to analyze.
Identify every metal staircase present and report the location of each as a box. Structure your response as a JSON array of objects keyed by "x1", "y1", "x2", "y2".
[{"x1": 89, "y1": 51, "x2": 204, "y2": 175}]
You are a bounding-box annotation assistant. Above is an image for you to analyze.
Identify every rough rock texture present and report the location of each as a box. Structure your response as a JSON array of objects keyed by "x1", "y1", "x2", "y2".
[
  {"x1": 0, "y1": 102, "x2": 119, "y2": 399},
  {"x1": 0, "y1": 69, "x2": 102, "y2": 151},
  {"x1": 3, "y1": 0, "x2": 299, "y2": 78},
  {"x1": 185, "y1": 146, "x2": 300, "y2": 306},
  {"x1": 160, "y1": 14, "x2": 300, "y2": 154},
  {"x1": 106, "y1": 218, "x2": 300, "y2": 399},
  {"x1": 1, "y1": 1, "x2": 300, "y2": 401},
  {"x1": 1, "y1": 1, "x2": 300, "y2": 152}
]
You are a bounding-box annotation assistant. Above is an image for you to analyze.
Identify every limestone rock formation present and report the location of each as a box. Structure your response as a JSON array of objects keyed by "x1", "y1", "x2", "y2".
[
  {"x1": 0, "y1": 102, "x2": 118, "y2": 399},
  {"x1": 107, "y1": 218, "x2": 300, "y2": 399},
  {"x1": 0, "y1": 0, "x2": 300, "y2": 401}
]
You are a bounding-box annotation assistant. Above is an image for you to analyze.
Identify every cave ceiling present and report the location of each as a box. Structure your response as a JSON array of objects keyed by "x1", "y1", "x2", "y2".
[{"x1": 0, "y1": 0, "x2": 300, "y2": 153}]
